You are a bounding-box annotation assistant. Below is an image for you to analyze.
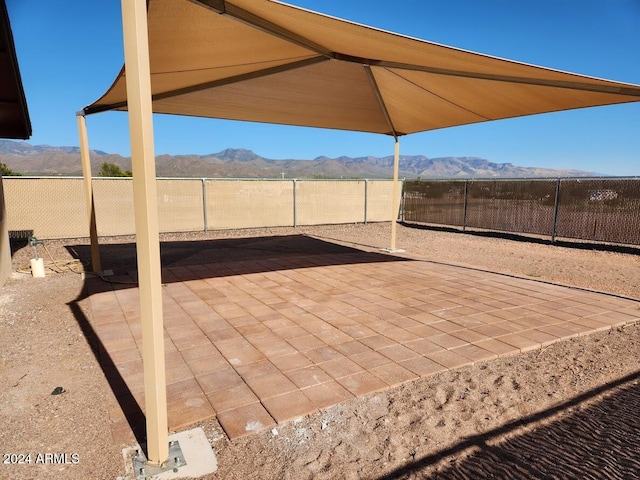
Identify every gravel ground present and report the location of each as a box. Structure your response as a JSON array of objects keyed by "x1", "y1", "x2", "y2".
[{"x1": 1, "y1": 222, "x2": 639, "y2": 479}]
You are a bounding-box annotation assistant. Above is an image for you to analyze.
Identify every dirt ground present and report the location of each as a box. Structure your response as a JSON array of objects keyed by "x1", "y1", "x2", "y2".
[{"x1": 1, "y1": 222, "x2": 639, "y2": 480}]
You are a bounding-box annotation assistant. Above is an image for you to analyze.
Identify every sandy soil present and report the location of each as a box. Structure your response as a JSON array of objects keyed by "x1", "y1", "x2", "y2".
[{"x1": 1, "y1": 222, "x2": 639, "y2": 480}]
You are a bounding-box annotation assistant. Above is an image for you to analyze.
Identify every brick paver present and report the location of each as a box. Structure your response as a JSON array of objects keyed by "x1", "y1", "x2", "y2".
[{"x1": 86, "y1": 247, "x2": 640, "y2": 442}]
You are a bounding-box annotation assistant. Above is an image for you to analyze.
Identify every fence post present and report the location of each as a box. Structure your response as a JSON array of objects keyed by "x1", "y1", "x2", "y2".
[
  {"x1": 552, "y1": 178, "x2": 561, "y2": 242},
  {"x1": 364, "y1": 179, "x2": 369, "y2": 224},
  {"x1": 400, "y1": 178, "x2": 406, "y2": 222},
  {"x1": 293, "y1": 179, "x2": 297, "y2": 227},
  {"x1": 462, "y1": 179, "x2": 469, "y2": 231},
  {"x1": 201, "y1": 178, "x2": 208, "y2": 233}
]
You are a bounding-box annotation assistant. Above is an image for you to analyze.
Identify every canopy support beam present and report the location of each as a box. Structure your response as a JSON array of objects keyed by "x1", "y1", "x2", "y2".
[
  {"x1": 122, "y1": 0, "x2": 168, "y2": 466},
  {"x1": 194, "y1": 0, "x2": 334, "y2": 58},
  {"x1": 76, "y1": 113, "x2": 101, "y2": 273},
  {"x1": 364, "y1": 65, "x2": 398, "y2": 139},
  {"x1": 192, "y1": 0, "x2": 640, "y2": 98},
  {"x1": 84, "y1": 56, "x2": 329, "y2": 115}
]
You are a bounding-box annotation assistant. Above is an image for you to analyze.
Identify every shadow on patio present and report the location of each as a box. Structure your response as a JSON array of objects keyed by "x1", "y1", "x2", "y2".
[
  {"x1": 64, "y1": 234, "x2": 412, "y2": 445},
  {"x1": 65, "y1": 234, "x2": 405, "y2": 281},
  {"x1": 63, "y1": 233, "x2": 640, "y2": 446}
]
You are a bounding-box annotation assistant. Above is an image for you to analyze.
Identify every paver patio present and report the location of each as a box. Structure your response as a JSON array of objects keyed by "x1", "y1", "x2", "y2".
[{"x1": 83, "y1": 236, "x2": 640, "y2": 443}]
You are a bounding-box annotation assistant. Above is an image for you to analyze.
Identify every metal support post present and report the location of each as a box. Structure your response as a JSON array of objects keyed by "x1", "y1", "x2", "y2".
[
  {"x1": 386, "y1": 139, "x2": 403, "y2": 252},
  {"x1": 76, "y1": 113, "x2": 101, "y2": 273},
  {"x1": 121, "y1": 0, "x2": 169, "y2": 467}
]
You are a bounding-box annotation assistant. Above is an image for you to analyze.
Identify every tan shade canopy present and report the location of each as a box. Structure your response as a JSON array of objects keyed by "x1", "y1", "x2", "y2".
[{"x1": 84, "y1": 0, "x2": 640, "y2": 137}]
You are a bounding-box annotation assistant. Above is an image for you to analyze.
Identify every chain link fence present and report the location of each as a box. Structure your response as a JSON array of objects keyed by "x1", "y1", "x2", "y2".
[
  {"x1": 7, "y1": 176, "x2": 639, "y2": 246},
  {"x1": 4, "y1": 177, "x2": 399, "y2": 239},
  {"x1": 555, "y1": 178, "x2": 640, "y2": 245},
  {"x1": 205, "y1": 179, "x2": 294, "y2": 230},
  {"x1": 4, "y1": 177, "x2": 88, "y2": 239},
  {"x1": 403, "y1": 177, "x2": 640, "y2": 246},
  {"x1": 465, "y1": 179, "x2": 558, "y2": 236}
]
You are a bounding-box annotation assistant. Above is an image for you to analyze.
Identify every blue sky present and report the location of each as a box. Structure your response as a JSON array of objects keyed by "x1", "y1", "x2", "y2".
[{"x1": 7, "y1": 0, "x2": 640, "y2": 175}]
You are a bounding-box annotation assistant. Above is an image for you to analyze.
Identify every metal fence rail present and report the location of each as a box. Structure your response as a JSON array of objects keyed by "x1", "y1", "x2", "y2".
[{"x1": 403, "y1": 177, "x2": 640, "y2": 246}]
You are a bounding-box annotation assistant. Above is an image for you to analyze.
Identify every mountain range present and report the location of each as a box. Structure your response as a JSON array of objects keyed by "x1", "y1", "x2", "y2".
[{"x1": 0, "y1": 140, "x2": 598, "y2": 179}]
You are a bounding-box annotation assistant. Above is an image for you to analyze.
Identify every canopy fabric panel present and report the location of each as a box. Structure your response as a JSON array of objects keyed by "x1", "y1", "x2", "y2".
[{"x1": 84, "y1": 0, "x2": 640, "y2": 136}]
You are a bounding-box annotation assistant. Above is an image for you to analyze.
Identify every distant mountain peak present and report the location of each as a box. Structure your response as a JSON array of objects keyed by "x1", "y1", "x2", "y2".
[{"x1": 214, "y1": 148, "x2": 260, "y2": 161}]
